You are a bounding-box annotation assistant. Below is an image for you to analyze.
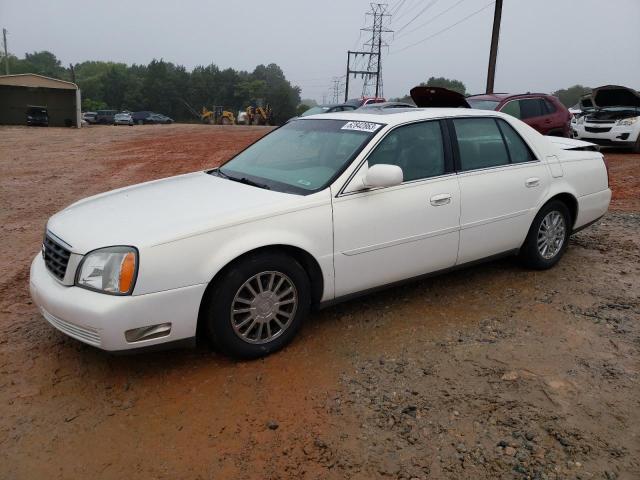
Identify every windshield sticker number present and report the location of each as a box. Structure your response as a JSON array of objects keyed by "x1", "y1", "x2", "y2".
[{"x1": 341, "y1": 121, "x2": 381, "y2": 133}]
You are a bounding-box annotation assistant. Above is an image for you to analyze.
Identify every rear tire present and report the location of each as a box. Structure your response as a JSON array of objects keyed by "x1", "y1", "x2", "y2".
[
  {"x1": 201, "y1": 251, "x2": 311, "y2": 359},
  {"x1": 520, "y1": 200, "x2": 571, "y2": 270}
]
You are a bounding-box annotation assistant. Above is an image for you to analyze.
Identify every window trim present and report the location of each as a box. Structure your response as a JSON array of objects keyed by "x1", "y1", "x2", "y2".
[{"x1": 337, "y1": 118, "x2": 454, "y2": 197}]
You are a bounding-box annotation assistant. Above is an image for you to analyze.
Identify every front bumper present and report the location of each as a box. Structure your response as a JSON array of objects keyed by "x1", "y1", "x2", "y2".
[
  {"x1": 29, "y1": 254, "x2": 207, "y2": 351},
  {"x1": 574, "y1": 124, "x2": 638, "y2": 146}
]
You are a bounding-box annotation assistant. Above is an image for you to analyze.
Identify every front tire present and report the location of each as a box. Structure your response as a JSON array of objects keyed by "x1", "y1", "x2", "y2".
[
  {"x1": 520, "y1": 200, "x2": 571, "y2": 269},
  {"x1": 201, "y1": 251, "x2": 311, "y2": 359}
]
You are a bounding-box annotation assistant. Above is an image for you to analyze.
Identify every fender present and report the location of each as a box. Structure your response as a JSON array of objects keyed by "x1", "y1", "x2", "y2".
[{"x1": 134, "y1": 202, "x2": 335, "y2": 300}]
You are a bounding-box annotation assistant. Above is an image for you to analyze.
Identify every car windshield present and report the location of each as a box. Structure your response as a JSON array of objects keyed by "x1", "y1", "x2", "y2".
[
  {"x1": 467, "y1": 99, "x2": 500, "y2": 110},
  {"x1": 218, "y1": 118, "x2": 383, "y2": 194},
  {"x1": 300, "y1": 106, "x2": 330, "y2": 117}
]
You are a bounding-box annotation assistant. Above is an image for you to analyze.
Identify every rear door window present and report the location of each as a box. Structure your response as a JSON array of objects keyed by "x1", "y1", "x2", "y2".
[
  {"x1": 543, "y1": 99, "x2": 557, "y2": 114},
  {"x1": 496, "y1": 119, "x2": 536, "y2": 163},
  {"x1": 519, "y1": 99, "x2": 544, "y2": 119},
  {"x1": 453, "y1": 118, "x2": 509, "y2": 171},
  {"x1": 500, "y1": 100, "x2": 521, "y2": 119}
]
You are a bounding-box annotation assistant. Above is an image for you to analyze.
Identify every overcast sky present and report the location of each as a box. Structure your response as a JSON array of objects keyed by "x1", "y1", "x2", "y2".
[{"x1": 2, "y1": 0, "x2": 639, "y2": 101}]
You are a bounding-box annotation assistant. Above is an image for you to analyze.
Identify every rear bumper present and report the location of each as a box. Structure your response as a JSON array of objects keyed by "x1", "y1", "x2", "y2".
[{"x1": 29, "y1": 254, "x2": 206, "y2": 351}]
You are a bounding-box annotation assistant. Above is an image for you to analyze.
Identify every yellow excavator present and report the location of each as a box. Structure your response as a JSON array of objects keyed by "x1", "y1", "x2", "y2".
[
  {"x1": 182, "y1": 100, "x2": 236, "y2": 125},
  {"x1": 245, "y1": 104, "x2": 273, "y2": 126},
  {"x1": 201, "y1": 106, "x2": 236, "y2": 125}
]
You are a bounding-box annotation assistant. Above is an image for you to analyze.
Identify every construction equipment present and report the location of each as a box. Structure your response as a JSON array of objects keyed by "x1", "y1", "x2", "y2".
[
  {"x1": 181, "y1": 99, "x2": 236, "y2": 125},
  {"x1": 245, "y1": 104, "x2": 273, "y2": 126},
  {"x1": 201, "y1": 106, "x2": 236, "y2": 125}
]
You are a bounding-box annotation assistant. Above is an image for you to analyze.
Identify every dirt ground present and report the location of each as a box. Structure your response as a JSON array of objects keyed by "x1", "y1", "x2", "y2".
[{"x1": 1, "y1": 124, "x2": 639, "y2": 480}]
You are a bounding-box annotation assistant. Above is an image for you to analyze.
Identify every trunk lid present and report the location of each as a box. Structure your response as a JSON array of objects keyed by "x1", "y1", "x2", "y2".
[{"x1": 410, "y1": 86, "x2": 470, "y2": 108}]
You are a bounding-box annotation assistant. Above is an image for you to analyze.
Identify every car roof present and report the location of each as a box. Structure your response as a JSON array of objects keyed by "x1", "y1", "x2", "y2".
[{"x1": 298, "y1": 107, "x2": 507, "y2": 125}]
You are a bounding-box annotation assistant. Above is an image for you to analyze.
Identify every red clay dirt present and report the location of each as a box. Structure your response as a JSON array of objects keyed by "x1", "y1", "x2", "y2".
[{"x1": 1, "y1": 124, "x2": 639, "y2": 479}]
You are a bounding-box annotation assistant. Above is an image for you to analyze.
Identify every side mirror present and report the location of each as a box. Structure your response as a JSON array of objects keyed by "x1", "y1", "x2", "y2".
[{"x1": 363, "y1": 164, "x2": 403, "y2": 188}]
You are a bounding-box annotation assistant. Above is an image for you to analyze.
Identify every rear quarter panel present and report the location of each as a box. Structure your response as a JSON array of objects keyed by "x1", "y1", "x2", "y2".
[{"x1": 551, "y1": 150, "x2": 611, "y2": 228}]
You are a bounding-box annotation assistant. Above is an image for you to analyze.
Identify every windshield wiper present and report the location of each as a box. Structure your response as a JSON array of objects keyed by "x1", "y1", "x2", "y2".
[{"x1": 215, "y1": 169, "x2": 270, "y2": 190}]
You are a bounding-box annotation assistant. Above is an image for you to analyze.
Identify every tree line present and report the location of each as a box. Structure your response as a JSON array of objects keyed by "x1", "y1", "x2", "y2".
[{"x1": 4, "y1": 51, "x2": 302, "y2": 124}]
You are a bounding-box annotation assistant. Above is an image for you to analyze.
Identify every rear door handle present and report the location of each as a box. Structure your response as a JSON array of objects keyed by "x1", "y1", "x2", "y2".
[
  {"x1": 525, "y1": 177, "x2": 540, "y2": 188},
  {"x1": 430, "y1": 193, "x2": 452, "y2": 206}
]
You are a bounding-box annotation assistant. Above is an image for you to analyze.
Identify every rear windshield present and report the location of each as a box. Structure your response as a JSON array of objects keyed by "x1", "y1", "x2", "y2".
[{"x1": 467, "y1": 99, "x2": 500, "y2": 110}]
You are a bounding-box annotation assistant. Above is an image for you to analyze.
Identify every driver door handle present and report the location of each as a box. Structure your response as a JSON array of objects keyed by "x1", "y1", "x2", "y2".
[{"x1": 430, "y1": 193, "x2": 452, "y2": 206}]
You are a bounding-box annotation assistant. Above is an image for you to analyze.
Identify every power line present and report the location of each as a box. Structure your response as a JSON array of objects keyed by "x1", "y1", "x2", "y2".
[
  {"x1": 390, "y1": 0, "x2": 407, "y2": 16},
  {"x1": 395, "y1": 0, "x2": 439, "y2": 34},
  {"x1": 395, "y1": 0, "x2": 469, "y2": 40},
  {"x1": 390, "y1": 1, "x2": 495, "y2": 54},
  {"x1": 392, "y1": 0, "x2": 421, "y2": 24}
]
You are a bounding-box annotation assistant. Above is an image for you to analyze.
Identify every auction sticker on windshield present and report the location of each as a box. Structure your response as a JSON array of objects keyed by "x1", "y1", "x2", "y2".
[{"x1": 341, "y1": 121, "x2": 382, "y2": 133}]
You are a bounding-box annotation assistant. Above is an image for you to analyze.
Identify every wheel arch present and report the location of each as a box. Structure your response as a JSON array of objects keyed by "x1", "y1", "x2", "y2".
[
  {"x1": 546, "y1": 192, "x2": 578, "y2": 229},
  {"x1": 196, "y1": 244, "x2": 325, "y2": 340}
]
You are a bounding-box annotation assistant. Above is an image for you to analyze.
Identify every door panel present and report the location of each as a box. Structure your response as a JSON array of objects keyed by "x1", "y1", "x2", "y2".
[
  {"x1": 451, "y1": 117, "x2": 550, "y2": 264},
  {"x1": 332, "y1": 177, "x2": 460, "y2": 297},
  {"x1": 456, "y1": 163, "x2": 549, "y2": 264}
]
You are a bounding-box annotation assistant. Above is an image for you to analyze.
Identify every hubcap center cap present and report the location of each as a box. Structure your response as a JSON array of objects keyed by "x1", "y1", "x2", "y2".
[{"x1": 253, "y1": 292, "x2": 277, "y2": 318}]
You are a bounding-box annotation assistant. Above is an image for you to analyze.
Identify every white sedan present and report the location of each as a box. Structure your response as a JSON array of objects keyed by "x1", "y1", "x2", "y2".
[{"x1": 30, "y1": 106, "x2": 611, "y2": 358}]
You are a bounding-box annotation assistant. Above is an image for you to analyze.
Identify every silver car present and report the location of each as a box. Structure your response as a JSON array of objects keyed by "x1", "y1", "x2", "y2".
[{"x1": 113, "y1": 112, "x2": 133, "y2": 126}]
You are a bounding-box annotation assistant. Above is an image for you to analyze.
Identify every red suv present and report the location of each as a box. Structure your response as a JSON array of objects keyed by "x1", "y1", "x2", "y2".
[{"x1": 466, "y1": 93, "x2": 571, "y2": 137}]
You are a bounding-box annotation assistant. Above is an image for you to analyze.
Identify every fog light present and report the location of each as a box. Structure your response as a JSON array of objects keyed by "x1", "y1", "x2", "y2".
[{"x1": 125, "y1": 323, "x2": 171, "y2": 343}]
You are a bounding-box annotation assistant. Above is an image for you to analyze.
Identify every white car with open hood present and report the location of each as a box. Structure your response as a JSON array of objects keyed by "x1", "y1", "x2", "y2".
[
  {"x1": 572, "y1": 85, "x2": 640, "y2": 152},
  {"x1": 30, "y1": 89, "x2": 611, "y2": 358}
]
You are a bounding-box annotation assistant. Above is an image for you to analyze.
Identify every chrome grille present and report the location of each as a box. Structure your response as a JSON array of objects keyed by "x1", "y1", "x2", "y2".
[
  {"x1": 41, "y1": 308, "x2": 101, "y2": 346},
  {"x1": 43, "y1": 233, "x2": 71, "y2": 280}
]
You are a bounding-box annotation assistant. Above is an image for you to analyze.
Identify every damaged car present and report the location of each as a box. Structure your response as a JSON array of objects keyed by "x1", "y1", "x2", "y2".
[{"x1": 572, "y1": 85, "x2": 640, "y2": 152}]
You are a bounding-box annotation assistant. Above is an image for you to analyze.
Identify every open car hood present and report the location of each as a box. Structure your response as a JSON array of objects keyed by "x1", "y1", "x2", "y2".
[
  {"x1": 410, "y1": 86, "x2": 470, "y2": 108},
  {"x1": 591, "y1": 85, "x2": 640, "y2": 109}
]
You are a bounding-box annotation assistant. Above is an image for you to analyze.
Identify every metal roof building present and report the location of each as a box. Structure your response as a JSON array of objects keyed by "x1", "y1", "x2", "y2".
[{"x1": 0, "y1": 73, "x2": 81, "y2": 127}]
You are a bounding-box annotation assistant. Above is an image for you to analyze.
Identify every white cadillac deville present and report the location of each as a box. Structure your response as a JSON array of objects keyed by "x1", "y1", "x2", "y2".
[{"x1": 30, "y1": 88, "x2": 611, "y2": 358}]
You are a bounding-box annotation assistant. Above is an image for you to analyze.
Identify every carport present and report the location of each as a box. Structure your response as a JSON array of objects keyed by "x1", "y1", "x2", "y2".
[{"x1": 0, "y1": 73, "x2": 81, "y2": 128}]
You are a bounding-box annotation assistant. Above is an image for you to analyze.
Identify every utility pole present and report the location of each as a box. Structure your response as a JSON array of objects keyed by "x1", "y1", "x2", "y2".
[
  {"x1": 331, "y1": 77, "x2": 342, "y2": 104},
  {"x1": 485, "y1": 0, "x2": 503, "y2": 94},
  {"x1": 2, "y1": 29, "x2": 8, "y2": 75},
  {"x1": 344, "y1": 3, "x2": 392, "y2": 101},
  {"x1": 69, "y1": 63, "x2": 76, "y2": 83},
  {"x1": 361, "y1": 3, "x2": 392, "y2": 98}
]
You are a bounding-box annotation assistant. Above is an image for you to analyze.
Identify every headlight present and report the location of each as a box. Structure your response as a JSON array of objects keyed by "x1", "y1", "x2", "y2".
[
  {"x1": 616, "y1": 117, "x2": 638, "y2": 126},
  {"x1": 76, "y1": 246, "x2": 138, "y2": 295},
  {"x1": 577, "y1": 116, "x2": 585, "y2": 125}
]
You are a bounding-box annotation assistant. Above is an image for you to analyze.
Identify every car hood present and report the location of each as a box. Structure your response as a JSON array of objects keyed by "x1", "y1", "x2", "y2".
[
  {"x1": 47, "y1": 172, "x2": 306, "y2": 253},
  {"x1": 410, "y1": 86, "x2": 470, "y2": 108},
  {"x1": 590, "y1": 85, "x2": 640, "y2": 109}
]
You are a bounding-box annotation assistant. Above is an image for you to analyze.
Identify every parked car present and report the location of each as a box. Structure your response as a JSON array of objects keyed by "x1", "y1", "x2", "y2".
[
  {"x1": 95, "y1": 109, "x2": 118, "y2": 124},
  {"x1": 30, "y1": 99, "x2": 610, "y2": 358},
  {"x1": 345, "y1": 97, "x2": 386, "y2": 107},
  {"x1": 572, "y1": 85, "x2": 640, "y2": 152},
  {"x1": 82, "y1": 111, "x2": 98, "y2": 124},
  {"x1": 148, "y1": 113, "x2": 173, "y2": 124},
  {"x1": 113, "y1": 112, "x2": 134, "y2": 126},
  {"x1": 299, "y1": 104, "x2": 358, "y2": 117},
  {"x1": 26, "y1": 106, "x2": 48, "y2": 126},
  {"x1": 131, "y1": 111, "x2": 154, "y2": 125},
  {"x1": 466, "y1": 92, "x2": 571, "y2": 137},
  {"x1": 358, "y1": 101, "x2": 416, "y2": 110}
]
